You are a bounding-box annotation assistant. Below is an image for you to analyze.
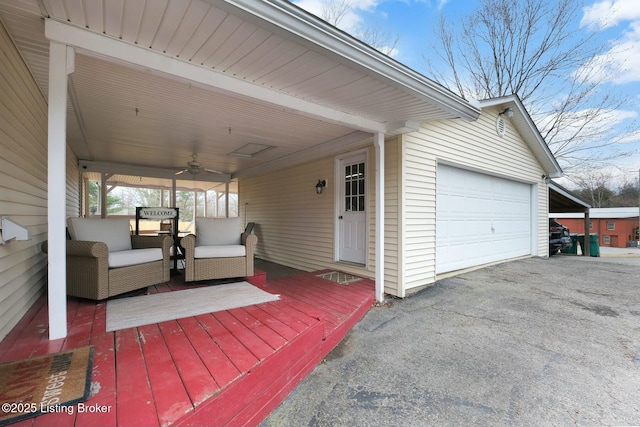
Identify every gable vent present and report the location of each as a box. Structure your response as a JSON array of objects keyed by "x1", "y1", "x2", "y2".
[{"x1": 496, "y1": 116, "x2": 506, "y2": 137}]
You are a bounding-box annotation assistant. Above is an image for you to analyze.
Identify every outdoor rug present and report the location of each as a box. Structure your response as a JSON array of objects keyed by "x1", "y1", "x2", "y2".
[
  {"x1": 106, "y1": 281, "x2": 280, "y2": 332},
  {"x1": 0, "y1": 346, "x2": 94, "y2": 426}
]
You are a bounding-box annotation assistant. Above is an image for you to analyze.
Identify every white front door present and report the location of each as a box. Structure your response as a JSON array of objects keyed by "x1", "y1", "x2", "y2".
[{"x1": 337, "y1": 153, "x2": 367, "y2": 264}]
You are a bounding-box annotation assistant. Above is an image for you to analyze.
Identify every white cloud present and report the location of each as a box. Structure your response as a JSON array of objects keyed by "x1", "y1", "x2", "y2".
[
  {"x1": 578, "y1": 1, "x2": 640, "y2": 84},
  {"x1": 581, "y1": 0, "x2": 640, "y2": 30},
  {"x1": 294, "y1": 0, "x2": 378, "y2": 32},
  {"x1": 578, "y1": 20, "x2": 640, "y2": 84}
]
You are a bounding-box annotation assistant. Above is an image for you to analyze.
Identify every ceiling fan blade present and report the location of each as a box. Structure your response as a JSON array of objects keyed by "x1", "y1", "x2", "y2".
[
  {"x1": 175, "y1": 169, "x2": 187, "y2": 175},
  {"x1": 204, "y1": 168, "x2": 225, "y2": 175}
]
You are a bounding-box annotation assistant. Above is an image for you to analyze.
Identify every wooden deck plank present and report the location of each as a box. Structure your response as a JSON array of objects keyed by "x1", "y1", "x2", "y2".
[
  {"x1": 0, "y1": 269, "x2": 375, "y2": 427},
  {"x1": 278, "y1": 276, "x2": 364, "y2": 308},
  {"x1": 214, "y1": 311, "x2": 274, "y2": 362},
  {"x1": 194, "y1": 313, "x2": 259, "y2": 374},
  {"x1": 255, "y1": 301, "x2": 315, "y2": 334},
  {"x1": 114, "y1": 328, "x2": 159, "y2": 427},
  {"x1": 75, "y1": 331, "x2": 117, "y2": 427},
  {"x1": 137, "y1": 324, "x2": 193, "y2": 426},
  {"x1": 265, "y1": 279, "x2": 355, "y2": 317},
  {"x1": 174, "y1": 316, "x2": 325, "y2": 427},
  {"x1": 31, "y1": 300, "x2": 99, "y2": 427},
  {"x1": 230, "y1": 307, "x2": 288, "y2": 351},
  {"x1": 177, "y1": 317, "x2": 237, "y2": 388},
  {"x1": 0, "y1": 297, "x2": 55, "y2": 362},
  {"x1": 157, "y1": 320, "x2": 219, "y2": 407},
  {"x1": 242, "y1": 304, "x2": 299, "y2": 341}
]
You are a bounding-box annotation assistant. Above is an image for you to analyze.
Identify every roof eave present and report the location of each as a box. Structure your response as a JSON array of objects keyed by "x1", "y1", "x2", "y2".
[{"x1": 216, "y1": 0, "x2": 480, "y2": 122}]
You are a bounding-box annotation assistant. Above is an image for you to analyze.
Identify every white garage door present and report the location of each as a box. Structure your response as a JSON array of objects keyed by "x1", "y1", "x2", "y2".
[{"x1": 436, "y1": 164, "x2": 532, "y2": 274}]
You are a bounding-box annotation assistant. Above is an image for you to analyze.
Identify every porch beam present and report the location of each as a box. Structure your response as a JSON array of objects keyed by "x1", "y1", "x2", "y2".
[
  {"x1": 374, "y1": 132, "x2": 385, "y2": 303},
  {"x1": 44, "y1": 19, "x2": 387, "y2": 134},
  {"x1": 47, "y1": 42, "x2": 73, "y2": 340}
]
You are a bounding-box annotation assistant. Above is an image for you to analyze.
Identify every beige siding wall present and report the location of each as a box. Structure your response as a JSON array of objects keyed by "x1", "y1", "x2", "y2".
[
  {"x1": 0, "y1": 21, "x2": 80, "y2": 340},
  {"x1": 383, "y1": 137, "x2": 401, "y2": 296},
  {"x1": 240, "y1": 149, "x2": 380, "y2": 282},
  {"x1": 401, "y1": 107, "x2": 548, "y2": 294},
  {"x1": 0, "y1": 20, "x2": 48, "y2": 341}
]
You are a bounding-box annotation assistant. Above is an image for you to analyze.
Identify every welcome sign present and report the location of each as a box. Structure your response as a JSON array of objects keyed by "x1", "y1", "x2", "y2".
[{"x1": 137, "y1": 207, "x2": 178, "y2": 220}]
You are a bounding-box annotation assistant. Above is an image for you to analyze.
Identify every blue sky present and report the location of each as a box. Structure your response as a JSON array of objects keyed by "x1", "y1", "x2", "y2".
[{"x1": 294, "y1": 0, "x2": 640, "y2": 187}]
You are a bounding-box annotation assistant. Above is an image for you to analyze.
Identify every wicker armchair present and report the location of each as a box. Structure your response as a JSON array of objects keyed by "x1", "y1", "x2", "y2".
[
  {"x1": 42, "y1": 218, "x2": 172, "y2": 300},
  {"x1": 180, "y1": 218, "x2": 257, "y2": 282}
]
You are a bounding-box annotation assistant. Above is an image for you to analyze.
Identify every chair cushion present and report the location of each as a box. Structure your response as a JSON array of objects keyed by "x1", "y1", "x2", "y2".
[
  {"x1": 108, "y1": 248, "x2": 163, "y2": 268},
  {"x1": 68, "y1": 217, "x2": 132, "y2": 252},
  {"x1": 195, "y1": 217, "x2": 241, "y2": 247},
  {"x1": 194, "y1": 245, "x2": 246, "y2": 259}
]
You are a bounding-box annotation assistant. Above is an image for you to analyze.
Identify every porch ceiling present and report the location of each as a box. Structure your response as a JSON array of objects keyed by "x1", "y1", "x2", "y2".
[{"x1": 0, "y1": 0, "x2": 478, "y2": 180}]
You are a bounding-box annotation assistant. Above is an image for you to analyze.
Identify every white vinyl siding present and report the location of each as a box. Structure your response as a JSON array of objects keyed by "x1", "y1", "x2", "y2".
[
  {"x1": 0, "y1": 21, "x2": 47, "y2": 341},
  {"x1": 383, "y1": 137, "x2": 401, "y2": 296},
  {"x1": 0, "y1": 21, "x2": 80, "y2": 340},
  {"x1": 240, "y1": 153, "x2": 376, "y2": 280},
  {"x1": 401, "y1": 108, "x2": 547, "y2": 293}
]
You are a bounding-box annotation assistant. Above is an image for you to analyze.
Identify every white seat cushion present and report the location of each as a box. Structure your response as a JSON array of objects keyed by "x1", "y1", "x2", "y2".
[
  {"x1": 195, "y1": 217, "x2": 242, "y2": 247},
  {"x1": 68, "y1": 217, "x2": 132, "y2": 252},
  {"x1": 108, "y1": 248, "x2": 163, "y2": 268},
  {"x1": 194, "y1": 245, "x2": 246, "y2": 259}
]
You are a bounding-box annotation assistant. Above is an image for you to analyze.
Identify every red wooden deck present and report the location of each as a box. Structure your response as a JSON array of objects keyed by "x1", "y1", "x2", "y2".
[{"x1": 0, "y1": 270, "x2": 374, "y2": 427}]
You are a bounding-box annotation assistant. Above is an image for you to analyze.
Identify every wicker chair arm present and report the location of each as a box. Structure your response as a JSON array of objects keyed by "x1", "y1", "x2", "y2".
[
  {"x1": 242, "y1": 233, "x2": 258, "y2": 249},
  {"x1": 180, "y1": 234, "x2": 196, "y2": 255},
  {"x1": 66, "y1": 240, "x2": 109, "y2": 258}
]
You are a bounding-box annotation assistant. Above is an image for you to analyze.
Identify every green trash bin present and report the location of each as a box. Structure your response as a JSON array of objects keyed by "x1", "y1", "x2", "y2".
[
  {"x1": 589, "y1": 233, "x2": 600, "y2": 257},
  {"x1": 562, "y1": 234, "x2": 578, "y2": 254}
]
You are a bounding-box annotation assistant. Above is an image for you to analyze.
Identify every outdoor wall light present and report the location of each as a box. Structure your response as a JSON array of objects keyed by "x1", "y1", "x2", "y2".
[
  {"x1": 315, "y1": 179, "x2": 327, "y2": 194},
  {"x1": 542, "y1": 174, "x2": 551, "y2": 184},
  {"x1": 499, "y1": 107, "x2": 514, "y2": 118}
]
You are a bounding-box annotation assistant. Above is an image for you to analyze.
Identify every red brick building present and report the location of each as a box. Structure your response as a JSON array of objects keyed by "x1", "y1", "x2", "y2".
[{"x1": 553, "y1": 208, "x2": 640, "y2": 248}]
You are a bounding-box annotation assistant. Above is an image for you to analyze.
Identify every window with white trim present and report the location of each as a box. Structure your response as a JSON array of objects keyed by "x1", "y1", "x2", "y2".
[
  {"x1": 607, "y1": 221, "x2": 615, "y2": 230},
  {"x1": 603, "y1": 235, "x2": 611, "y2": 244}
]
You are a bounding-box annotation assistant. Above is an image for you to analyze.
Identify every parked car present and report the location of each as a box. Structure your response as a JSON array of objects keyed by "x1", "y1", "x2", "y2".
[{"x1": 549, "y1": 219, "x2": 572, "y2": 255}]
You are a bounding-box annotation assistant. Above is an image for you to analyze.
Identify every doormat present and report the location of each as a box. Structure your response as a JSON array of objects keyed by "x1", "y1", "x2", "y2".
[
  {"x1": 316, "y1": 271, "x2": 363, "y2": 285},
  {"x1": 0, "y1": 346, "x2": 94, "y2": 426}
]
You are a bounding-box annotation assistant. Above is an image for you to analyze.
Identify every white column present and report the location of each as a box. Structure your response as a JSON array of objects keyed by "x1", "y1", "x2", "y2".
[
  {"x1": 374, "y1": 132, "x2": 385, "y2": 303},
  {"x1": 47, "y1": 42, "x2": 73, "y2": 340},
  {"x1": 225, "y1": 182, "x2": 230, "y2": 218}
]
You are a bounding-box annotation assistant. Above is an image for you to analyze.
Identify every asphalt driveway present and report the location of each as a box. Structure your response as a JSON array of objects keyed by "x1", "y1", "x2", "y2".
[{"x1": 263, "y1": 255, "x2": 640, "y2": 426}]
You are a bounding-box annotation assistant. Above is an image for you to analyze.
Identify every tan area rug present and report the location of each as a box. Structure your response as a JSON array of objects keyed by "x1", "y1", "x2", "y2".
[
  {"x1": 106, "y1": 281, "x2": 280, "y2": 332},
  {"x1": 0, "y1": 346, "x2": 94, "y2": 426}
]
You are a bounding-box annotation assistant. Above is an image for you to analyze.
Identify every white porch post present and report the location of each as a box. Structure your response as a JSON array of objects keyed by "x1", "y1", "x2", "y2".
[
  {"x1": 47, "y1": 42, "x2": 73, "y2": 340},
  {"x1": 225, "y1": 182, "x2": 230, "y2": 218},
  {"x1": 374, "y1": 132, "x2": 385, "y2": 303}
]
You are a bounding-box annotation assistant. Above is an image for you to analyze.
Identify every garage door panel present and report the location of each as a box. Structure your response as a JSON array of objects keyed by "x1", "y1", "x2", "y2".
[{"x1": 436, "y1": 165, "x2": 532, "y2": 274}]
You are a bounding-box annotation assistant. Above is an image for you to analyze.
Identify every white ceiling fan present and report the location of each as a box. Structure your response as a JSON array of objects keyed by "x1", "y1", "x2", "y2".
[{"x1": 175, "y1": 153, "x2": 224, "y2": 176}]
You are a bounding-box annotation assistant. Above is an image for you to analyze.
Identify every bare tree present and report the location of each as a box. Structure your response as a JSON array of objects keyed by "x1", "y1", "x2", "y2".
[
  {"x1": 317, "y1": 0, "x2": 400, "y2": 56},
  {"x1": 569, "y1": 170, "x2": 616, "y2": 207},
  {"x1": 427, "y1": 0, "x2": 636, "y2": 171}
]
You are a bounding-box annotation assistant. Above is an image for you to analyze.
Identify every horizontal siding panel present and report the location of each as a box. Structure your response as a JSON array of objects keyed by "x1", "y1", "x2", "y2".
[
  {"x1": 0, "y1": 20, "x2": 82, "y2": 341},
  {"x1": 0, "y1": 20, "x2": 49, "y2": 341},
  {"x1": 400, "y1": 108, "x2": 547, "y2": 294}
]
